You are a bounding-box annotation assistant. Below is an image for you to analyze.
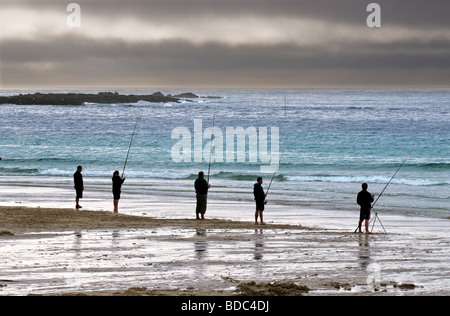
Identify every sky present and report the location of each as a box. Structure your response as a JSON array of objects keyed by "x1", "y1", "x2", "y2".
[{"x1": 1, "y1": 0, "x2": 450, "y2": 88}]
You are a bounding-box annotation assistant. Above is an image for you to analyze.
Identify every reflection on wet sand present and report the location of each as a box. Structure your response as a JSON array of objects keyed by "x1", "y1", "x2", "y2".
[
  {"x1": 357, "y1": 234, "x2": 371, "y2": 270},
  {"x1": 254, "y1": 229, "x2": 264, "y2": 261},
  {"x1": 194, "y1": 228, "x2": 208, "y2": 260},
  {"x1": 0, "y1": 226, "x2": 448, "y2": 296}
]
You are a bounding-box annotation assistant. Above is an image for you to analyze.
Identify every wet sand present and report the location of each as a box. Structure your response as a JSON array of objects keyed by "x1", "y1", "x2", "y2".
[
  {"x1": 0, "y1": 206, "x2": 449, "y2": 296},
  {"x1": 0, "y1": 206, "x2": 304, "y2": 233}
]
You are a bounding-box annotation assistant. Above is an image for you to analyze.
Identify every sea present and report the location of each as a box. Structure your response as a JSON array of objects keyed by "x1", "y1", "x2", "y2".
[{"x1": 0, "y1": 88, "x2": 449, "y2": 228}]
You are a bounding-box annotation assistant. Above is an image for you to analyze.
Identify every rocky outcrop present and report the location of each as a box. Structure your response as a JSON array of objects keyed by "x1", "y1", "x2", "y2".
[
  {"x1": 0, "y1": 92, "x2": 180, "y2": 106},
  {"x1": 174, "y1": 92, "x2": 199, "y2": 99}
]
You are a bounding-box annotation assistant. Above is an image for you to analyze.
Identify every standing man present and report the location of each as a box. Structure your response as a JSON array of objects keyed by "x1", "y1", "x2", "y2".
[
  {"x1": 194, "y1": 171, "x2": 209, "y2": 220},
  {"x1": 357, "y1": 183, "x2": 375, "y2": 234},
  {"x1": 74, "y1": 165, "x2": 84, "y2": 209},
  {"x1": 253, "y1": 177, "x2": 267, "y2": 225},
  {"x1": 112, "y1": 170, "x2": 125, "y2": 214}
]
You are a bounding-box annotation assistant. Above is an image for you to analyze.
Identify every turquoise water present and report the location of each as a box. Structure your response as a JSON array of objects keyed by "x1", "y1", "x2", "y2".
[{"x1": 0, "y1": 88, "x2": 449, "y2": 219}]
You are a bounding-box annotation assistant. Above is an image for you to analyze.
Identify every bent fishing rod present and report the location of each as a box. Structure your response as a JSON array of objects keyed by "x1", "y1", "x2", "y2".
[
  {"x1": 122, "y1": 114, "x2": 140, "y2": 178},
  {"x1": 265, "y1": 147, "x2": 287, "y2": 203},
  {"x1": 354, "y1": 155, "x2": 410, "y2": 234}
]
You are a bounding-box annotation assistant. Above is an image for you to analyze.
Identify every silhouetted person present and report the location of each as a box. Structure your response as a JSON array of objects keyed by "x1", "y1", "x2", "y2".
[
  {"x1": 194, "y1": 171, "x2": 209, "y2": 220},
  {"x1": 112, "y1": 170, "x2": 125, "y2": 214},
  {"x1": 253, "y1": 177, "x2": 267, "y2": 225},
  {"x1": 357, "y1": 183, "x2": 375, "y2": 234},
  {"x1": 74, "y1": 166, "x2": 84, "y2": 209}
]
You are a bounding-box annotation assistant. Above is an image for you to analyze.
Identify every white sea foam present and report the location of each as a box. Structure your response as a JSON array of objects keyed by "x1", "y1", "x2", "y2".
[
  {"x1": 286, "y1": 175, "x2": 449, "y2": 186},
  {"x1": 36, "y1": 168, "x2": 193, "y2": 179}
]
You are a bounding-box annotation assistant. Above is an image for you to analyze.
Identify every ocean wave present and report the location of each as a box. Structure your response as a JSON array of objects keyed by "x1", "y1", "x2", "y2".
[
  {"x1": 1, "y1": 167, "x2": 276, "y2": 182},
  {"x1": 136, "y1": 171, "x2": 193, "y2": 179},
  {"x1": 285, "y1": 175, "x2": 449, "y2": 186},
  {"x1": 38, "y1": 169, "x2": 195, "y2": 179},
  {"x1": 0, "y1": 167, "x2": 192, "y2": 179},
  {"x1": 2, "y1": 166, "x2": 448, "y2": 187},
  {"x1": 0, "y1": 167, "x2": 40, "y2": 175},
  {"x1": 408, "y1": 162, "x2": 450, "y2": 171}
]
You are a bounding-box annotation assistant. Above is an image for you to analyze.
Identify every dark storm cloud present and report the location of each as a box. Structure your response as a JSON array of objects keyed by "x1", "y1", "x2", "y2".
[
  {"x1": 1, "y1": 0, "x2": 450, "y2": 86},
  {"x1": 3, "y1": 34, "x2": 450, "y2": 69},
  {"x1": 3, "y1": 35, "x2": 450, "y2": 86}
]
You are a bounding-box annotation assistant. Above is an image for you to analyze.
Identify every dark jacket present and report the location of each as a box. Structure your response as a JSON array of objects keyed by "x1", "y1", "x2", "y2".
[
  {"x1": 195, "y1": 177, "x2": 209, "y2": 195},
  {"x1": 357, "y1": 189, "x2": 374, "y2": 211},
  {"x1": 74, "y1": 171, "x2": 83, "y2": 190},
  {"x1": 253, "y1": 183, "x2": 265, "y2": 202},
  {"x1": 112, "y1": 175, "x2": 125, "y2": 193}
]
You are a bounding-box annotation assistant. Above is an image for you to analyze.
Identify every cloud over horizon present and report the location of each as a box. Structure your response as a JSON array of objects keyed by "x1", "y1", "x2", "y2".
[{"x1": 1, "y1": 0, "x2": 450, "y2": 87}]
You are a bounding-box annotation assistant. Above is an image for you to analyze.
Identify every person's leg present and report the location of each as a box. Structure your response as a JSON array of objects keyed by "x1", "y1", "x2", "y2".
[
  {"x1": 196, "y1": 194, "x2": 200, "y2": 219},
  {"x1": 76, "y1": 190, "x2": 82, "y2": 209},
  {"x1": 365, "y1": 219, "x2": 370, "y2": 234},
  {"x1": 201, "y1": 195, "x2": 207, "y2": 220},
  {"x1": 255, "y1": 210, "x2": 259, "y2": 225},
  {"x1": 358, "y1": 210, "x2": 366, "y2": 233},
  {"x1": 358, "y1": 220, "x2": 363, "y2": 233},
  {"x1": 260, "y1": 211, "x2": 265, "y2": 225},
  {"x1": 196, "y1": 194, "x2": 206, "y2": 219},
  {"x1": 76, "y1": 197, "x2": 79, "y2": 208},
  {"x1": 113, "y1": 199, "x2": 119, "y2": 213}
]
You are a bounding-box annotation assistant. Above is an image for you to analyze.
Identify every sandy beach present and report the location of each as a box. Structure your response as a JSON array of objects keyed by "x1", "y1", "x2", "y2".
[{"x1": 0, "y1": 205, "x2": 448, "y2": 296}]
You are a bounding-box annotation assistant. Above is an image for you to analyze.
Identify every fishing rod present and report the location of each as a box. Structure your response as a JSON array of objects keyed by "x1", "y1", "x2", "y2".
[
  {"x1": 354, "y1": 155, "x2": 410, "y2": 234},
  {"x1": 372, "y1": 155, "x2": 410, "y2": 209},
  {"x1": 265, "y1": 147, "x2": 287, "y2": 201},
  {"x1": 207, "y1": 111, "x2": 216, "y2": 184},
  {"x1": 122, "y1": 114, "x2": 140, "y2": 178}
]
